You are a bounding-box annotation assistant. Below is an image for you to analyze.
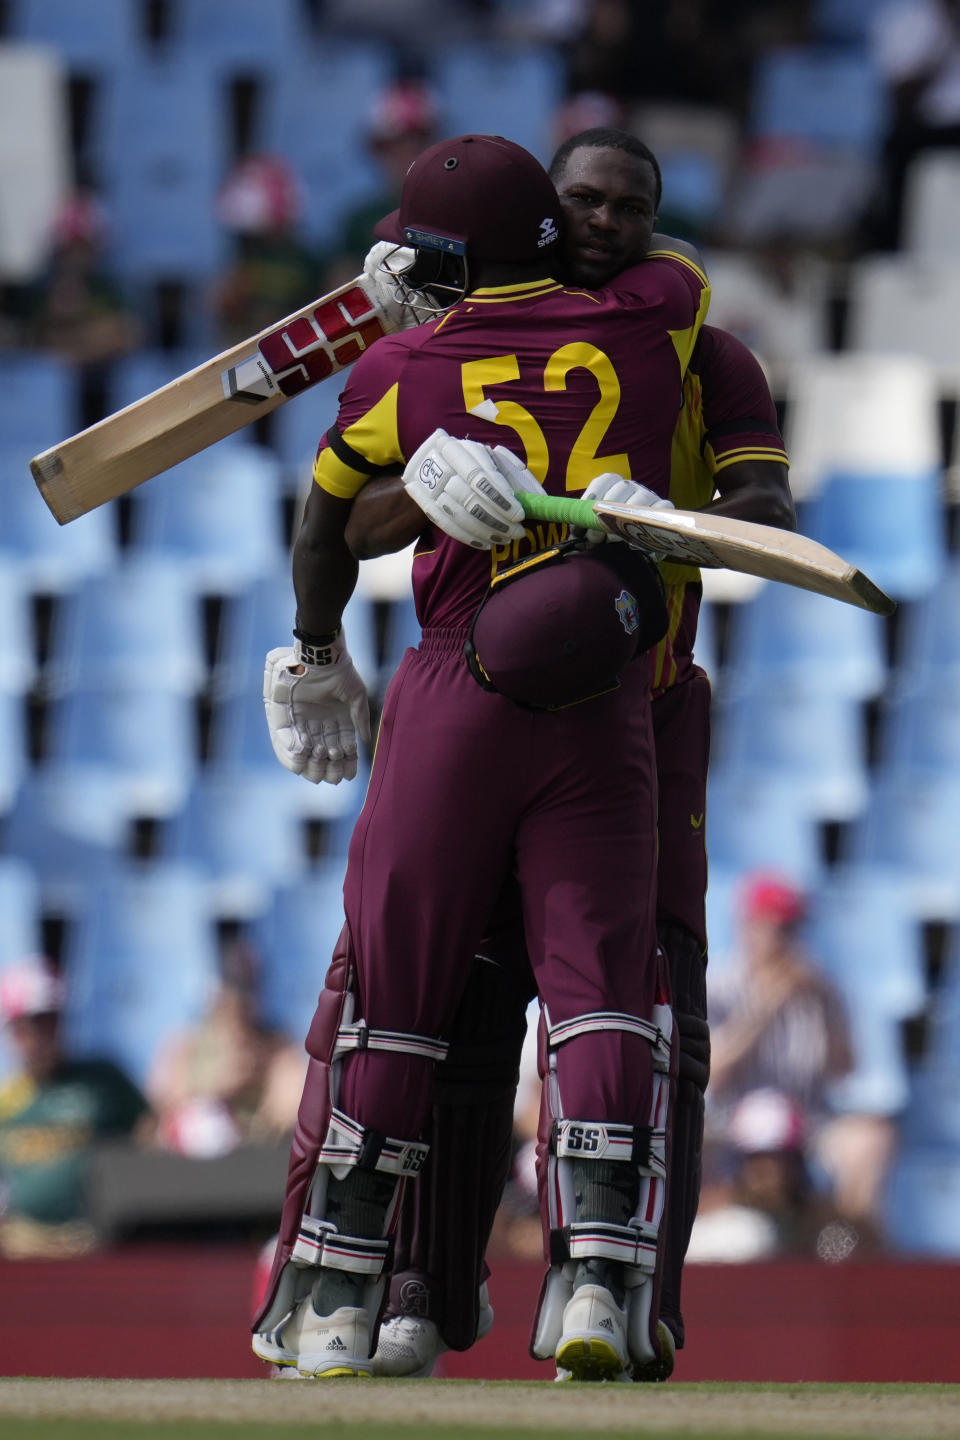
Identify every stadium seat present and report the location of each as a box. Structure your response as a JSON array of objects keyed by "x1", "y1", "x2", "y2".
[
  {"x1": 812, "y1": 0, "x2": 889, "y2": 43},
  {"x1": 711, "y1": 689, "x2": 869, "y2": 822},
  {"x1": 271, "y1": 373, "x2": 343, "y2": 490},
  {"x1": 0, "y1": 692, "x2": 28, "y2": 814},
  {"x1": 433, "y1": 44, "x2": 564, "y2": 166},
  {"x1": 175, "y1": 0, "x2": 306, "y2": 72},
  {"x1": 0, "y1": 354, "x2": 75, "y2": 454},
  {"x1": 705, "y1": 771, "x2": 823, "y2": 892},
  {"x1": 8, "y1": 0, "x2": 142, "y2": 72},
  {"x1": 163, "y1": 773, "x2": 310, "y2": 919},
  {"x1": 62, "y1": 859, "x2": 220, "y2": 1087},
  {"x1": 379, "y1": 595, "x2": 422, "y2": 690},
  {"x1": 698, "y1": 250, "x2": 831, "y2": 385},
  {"x1": 922, "y1": 923, "x2": 960, "y2": 1074},
  {"x1": 0, "y1": 856, "x2": 42, "y2": 969},
  {"x1": 214, "y1": 573, "x2": 378, "y2": 698},
  {"x1": 884, "y1": 1149, "x2": 960, "y2": 1256},
  {"x1": 629, "y1": 103, "x2": 738, "y2": 235},
  {"x1": 0, "y1": 446, "x2": 118, "y2": 593},
  {"x1": 130, "y1": 445, "x2": 286, "y2": 594},
  {"x1": 259, "y1": 42, "x2": 393, "y2": 248},
  {"x1": 97, "y1": 58, "x2": 228, "y2": 282},
  {"x1": 878, "y1": 685, "x2": 960, "y2": 781},
  {"x1": 902, "y1": 1064, "x2": 960, "y2": 1150},
  {"x1": 107, "y1": 347, "x2": 211, "y2": 414},
  {"x1": 846, "y1": 256, "x2": 960, "y2": 376},
  {"x1": 252, "y1": 863, "x2": 350, "y2": 1041},
  {"x1": 47, "y1": 559, "x2": 207, "y2": 696},
  {"x1": 43, "y1": 685, "x2": 197, "y2": 821},
  {"x1": 749, "y1": 46, "x2": 888, "y2": 153},
  {"x1": 895, "y1": 556, "x2": 960, "y2": 700},
  {"x1": 783, "y1": 352, "x2": 942, "y2": 504},
  {"x1": 724, "y1": 582, "x2": 887, "y2": 701},
  {"x1": 902, "y1": 151, "x2": 960, "y2": 260},
  {"x1": 2, "y1": 771, "x2": 129, "y2": 910},
  {"x1": 842, "y1": 773, "x2": 960, "y2": 921},
  {"x1": 0, "y1": 566, "x2": 38, "y2": 695},
  {"x1": 702, "y1": 862, "x2": 742, "y2": 983}
]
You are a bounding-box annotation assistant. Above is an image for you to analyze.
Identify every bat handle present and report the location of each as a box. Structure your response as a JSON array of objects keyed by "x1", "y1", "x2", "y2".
[{"x1": 518, "y1": 491, "x2": 603, "y2": 531}]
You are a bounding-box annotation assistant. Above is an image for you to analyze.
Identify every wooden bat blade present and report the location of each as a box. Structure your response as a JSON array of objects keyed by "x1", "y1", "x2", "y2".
[
  {"x1": 30, "y1": 275, "x2": 389, "y2": 524},
  {"x1": 517, "y1": 492, "x2": 896, "y2": 616}
]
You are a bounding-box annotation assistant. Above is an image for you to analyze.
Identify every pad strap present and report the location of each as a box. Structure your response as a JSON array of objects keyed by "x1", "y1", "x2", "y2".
[
  {"x1": 292, "y1": 1216, "x2": 391, "y2": 1273},
  {"x1": 320, "y1": 1106, "x2": 429, "y2": 1177},
  {"x1": 562, "y1": 1219, "x2": 658, "y2": 1273},
  {"x1": 547, "y1": 1009, "x2": 672, "y2": 1072},
  {"x1": 552, "y1": 1118, "x2": 666, "y2": 1179},
  {"x1": 334, "y1": 1020, "x2": 449, "y2": 1064}
]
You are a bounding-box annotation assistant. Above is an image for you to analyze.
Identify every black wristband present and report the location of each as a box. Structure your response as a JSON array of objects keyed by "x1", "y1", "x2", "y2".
[{"x1": 293, "y1": 624, "x2": 341, "y2": 647}]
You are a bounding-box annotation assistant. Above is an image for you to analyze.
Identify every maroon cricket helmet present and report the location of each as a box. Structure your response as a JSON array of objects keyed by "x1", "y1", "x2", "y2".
[
  {"x1": 465, "y1": 542, "x2": 668, "y2": 711},
  {"x1": 374, "y1": 133, "x2": 561, "y2": 263}
]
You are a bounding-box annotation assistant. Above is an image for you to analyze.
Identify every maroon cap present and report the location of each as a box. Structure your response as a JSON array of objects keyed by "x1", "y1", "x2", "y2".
[
  {"x1": 374, "y1": 133, "x2": 561, "y2": 263},
  {"x1": 466, "y1": 543, "x2": 667, "y2": 711}
]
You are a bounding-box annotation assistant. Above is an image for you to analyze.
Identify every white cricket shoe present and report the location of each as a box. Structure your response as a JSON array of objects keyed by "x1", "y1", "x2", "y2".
[
  {"x1": 554, "y1": 1284, "x2": 630, "y2": 1383},
  {"x1": 372, "y1": 1283, "x2": 495, "y2": 1378},
  {"x1": 631, "y1": 1319, "x2": 676, "y2": 1383},
  {"x1": 253, "y1": 1299, "x2": 372, "y2": 1379}
]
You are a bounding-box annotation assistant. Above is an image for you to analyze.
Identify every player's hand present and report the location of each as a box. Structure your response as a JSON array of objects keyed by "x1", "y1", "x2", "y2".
[
  {"x1": 579, "y1": 473, "x2": 674, "y2": 544},
  {"x1": 402, "y1": 428, "x2": 543, "y2": 549},
  {"x1": 362, "y1": 241, "x2": 433, "y2": 331},
  {"x1": 263, "y1": 637, "x2": 371, "y2": 785}
]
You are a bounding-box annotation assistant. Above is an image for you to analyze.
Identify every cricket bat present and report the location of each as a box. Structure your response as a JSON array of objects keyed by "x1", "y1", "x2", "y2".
[
  {"x1": 518, "y1": 492, "x2": 896, "y2": 616},
  {"x1": 30, "y1": 276, "x2": 390, "y2": 525}
]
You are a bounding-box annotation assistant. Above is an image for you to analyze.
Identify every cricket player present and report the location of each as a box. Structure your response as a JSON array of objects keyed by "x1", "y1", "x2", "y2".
[
  {"x1": 253, "y1": 131, "x2": 710, "y2": 1382},
  {"x1": 351, "y1": 130, "x2": 794, "y2": 1381}
]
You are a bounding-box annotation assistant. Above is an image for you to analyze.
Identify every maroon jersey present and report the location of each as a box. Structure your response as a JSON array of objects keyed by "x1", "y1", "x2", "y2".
[
  {"x1": 651, "y1": 324, "x2": 789, "y2": 694},
  {"x1": 314, "y1": 252, "x2": 710, "y2": 631}
]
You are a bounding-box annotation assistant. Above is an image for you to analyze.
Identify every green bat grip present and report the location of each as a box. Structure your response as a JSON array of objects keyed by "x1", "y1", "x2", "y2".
[{"x1": 518, "y1": 491, "x2": 603, "y2": 531}]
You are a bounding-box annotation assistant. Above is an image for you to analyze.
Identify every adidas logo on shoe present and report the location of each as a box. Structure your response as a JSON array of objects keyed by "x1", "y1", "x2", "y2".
[
  {"x1": 326, "y1": 1336, "x2": 348, "y2": 1351},
  {"x1": 598, "y1": 1317, "x2": 615, "y2": 1331}
]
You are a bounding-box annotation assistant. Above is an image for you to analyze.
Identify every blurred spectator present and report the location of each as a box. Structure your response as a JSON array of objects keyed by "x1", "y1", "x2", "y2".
[
  {"x1": 7, "y1": 190, "x2": 142, "y2": 366},
  {"x1": 687, "y1": 1087, "x2": 862, "y2": 1262},
  {"x1": 322, "y1": 77, "x2": 440, "y2": 286},
  {"x1": 210, "y1": 154, "x2": 325, "y2": 349},
  {"x1": 867, "y1": 0, "x2": 960, "y2": 248},
  {"x1": 146, "y1": 939, "x2": 305, "y2": 1157},
  {"x1": 0, "y1": 957, "x2": 149, "y2": 1259},
  {"x1": 706, "y1": 872, "x2": 895, "y2": 1245}
]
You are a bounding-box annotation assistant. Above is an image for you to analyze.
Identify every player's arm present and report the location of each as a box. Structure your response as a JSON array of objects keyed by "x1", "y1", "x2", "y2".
[
  {"x1": 701, "y1": 458, "x2": 795, "y2": 531},
  {"x1": 345, "y1": 470, "x2": 423, "y2": 559},
  {"x1": 292, "y1": 484, "x2": 359, "y2": 634}
]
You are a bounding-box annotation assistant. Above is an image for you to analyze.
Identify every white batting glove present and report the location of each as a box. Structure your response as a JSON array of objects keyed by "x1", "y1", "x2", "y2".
[
  {"x1": 579, "y1": 473, "x2": 674, "y2": 544},
  {"x1": 402, "y1": 428, "x2": 543, "y2": 549},
  {"x1": 362, "y1": 241, "x2": 433, "y2": 331},
  {"x1": 263, "y1": 635, "x2": 371, "y2": 786}
]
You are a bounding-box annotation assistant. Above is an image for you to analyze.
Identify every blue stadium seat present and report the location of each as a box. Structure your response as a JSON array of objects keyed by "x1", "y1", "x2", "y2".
[
  {"x1": 884, "y1": 1149, "x2": 960, "y2": 1256},
  {"x1": 2, "y1": 772, "x2": 128, "y2": 910},
  {"x1": 271, "y1": 374, "x2": 343, "y2": 489},
  {"x1": 0, "y1": 355, "x2": 74, "y2": 453},
  {"x1": 214, "y1": 573, "x2": 378, "y2": 697},
  {"x1": 0, "y1": 692, "x2": 28, "y2": 813},
  {"x1": 175, "y1": 0, "x2": 306, "y2": 72},
  {"x1": 97, "y1": 58, "x2": 228, "y2": 282},
  {"x1": 843, "y1": 774, "x2": 960, "y2": 921},
  {"x1": 0, "y1": 566, "x2": 38, "y2": 695},
  {"x1": 902, "y1": 1064, "x2": 960, "y2": 1149},
  {"x1": 379, "y1": 595, "x2": 422, "y2": 690},
  {"x1": 923, "y1": 925, "x2": 960, "y2": 1074},
  {"x1": 896, "y1": 557, "x2": 960, "y2": 700},
  {"x1": 47, "y1": 559, "x2": 207, "y2": 696},
  {"x1": 702, "y1": 862, "x2": 742, "y2": 982},
  {"x1": 711, "y1": 690, "x2": 869, "y2": 822},
  {"x1": 252, "y1": 863, "x2": 349, "y2": 1040},
  {"x1": 724, "y1": 582, "x2": 887, "y2": 701},
  {"x1": 130, "y1": 445, "x2": 286, "y2": 594},
  {"x1": 0, "y1": 856, "x2": 42, "y2": 968},
  {"x1": 749, "y1": 46, "x2": 888, "y2": 153},
  {"x1": 803, "y1": 467, "x2": 947, "y2": 602},
  {"x1": 805, "y1": 867, "x2": 925, "y2": 1114},
  {"x1": 163, "y1": 773, "x2": 309, "y2": 919},
  {"x1": 107, "y1": 347, "x2": 211, "y2": 414},
  {"x1": 706, "y1": 771, "x2": 823, "y2": 891},
  {"x1": 878, "y1": 685, "x2": 960, "y2": 781},
  {"x1": 62, "y1": 860, "x2": 219, "y2": 1087},
  {"x1": 0, "y1": 446, "x2": 118, "y2": 593},
  {"x1": 44, "y1": 686, "x2": 197, "y2": 821},
  {"x1": 434, "y1": 44, "x2": 565, "y2": 166},
  {"x1": 8, "y1": 0, "x2": 142, "y2": 71},
  {"x1": 691, "y1": 598, "x2": 717, "y2": 680},
  {"x1": 812, "y1": 0, "x2": 889, "y2": 43},
  {"x1": 259, "y1": 43, "x2": 394, "y2": 248}
]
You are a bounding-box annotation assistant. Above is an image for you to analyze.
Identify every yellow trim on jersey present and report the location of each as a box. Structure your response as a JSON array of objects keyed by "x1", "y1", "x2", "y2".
[
  {"x1": 467, "y1": 283, "x2": 564, "y2": 304},
  {"x1": 313, "y1": 382, "x2": 402, "y2": 499},
  {"x1": 651, "y1": 248, "x2": 710, "y2": 288},
  {"x1": 471, "y1": 279, "x2": 562, "y2": 297},
  {"x1": 710, "y1": 446, "x2": 790, "y2": 474}
]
